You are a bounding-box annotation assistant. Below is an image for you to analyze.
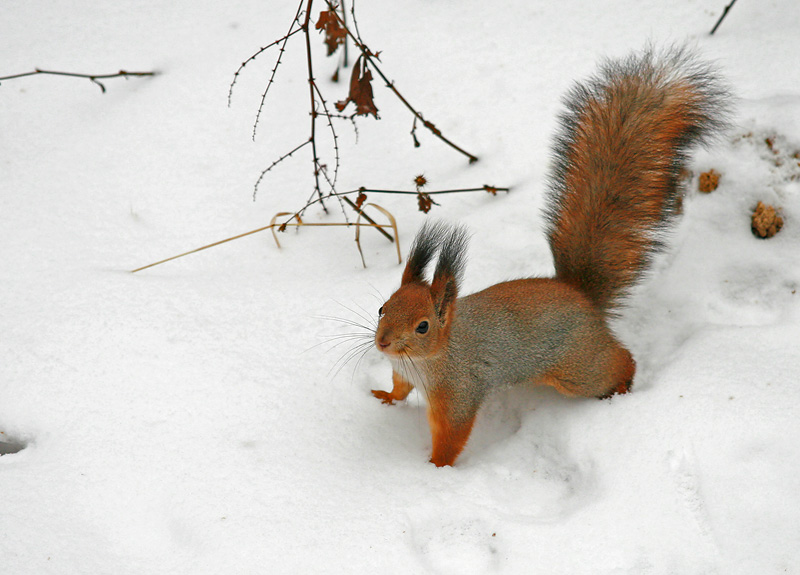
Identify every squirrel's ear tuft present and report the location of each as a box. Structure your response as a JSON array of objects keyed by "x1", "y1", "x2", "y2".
[
  {"x1": 401, "y1": 220, "x2": 451, "y2": 286},
  {"x1": 430, "y1": 224, "x2": 469, "y2": 322}
]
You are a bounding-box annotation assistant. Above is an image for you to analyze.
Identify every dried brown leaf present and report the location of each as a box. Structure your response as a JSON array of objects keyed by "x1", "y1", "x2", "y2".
[
  {"x1": 335, "y1": 57, "x2": 378, "y2": 118},
  {"x1": 316, "y1": 10, "x2": 347, "y2": 56},
  {"x1": 417, "y1": 192, "x2": 433, "y2": 213}
]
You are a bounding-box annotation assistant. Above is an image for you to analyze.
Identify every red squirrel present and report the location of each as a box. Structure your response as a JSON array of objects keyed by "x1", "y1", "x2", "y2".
[{"x1": 371, "y1": 47, "x2": 730, "y2": 467}]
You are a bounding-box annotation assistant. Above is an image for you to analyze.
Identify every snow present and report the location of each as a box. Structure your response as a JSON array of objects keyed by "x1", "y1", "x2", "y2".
[{"x1": 2, "y1": 1, "x2": 799, "y2": 573}]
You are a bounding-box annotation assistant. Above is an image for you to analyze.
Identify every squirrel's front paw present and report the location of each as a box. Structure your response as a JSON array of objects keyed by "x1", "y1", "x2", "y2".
[{"x1": 371, "y1": 389, "x2": 398, "y2": 404}]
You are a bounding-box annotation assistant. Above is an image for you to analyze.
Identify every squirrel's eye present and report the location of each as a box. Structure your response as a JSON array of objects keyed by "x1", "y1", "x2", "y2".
[
  {"x1": 416, "y1": 321, "x2": 429, "y2": 334},
  {"x1": 378, "y1": 306, "x2": 384, "y2": 317}
]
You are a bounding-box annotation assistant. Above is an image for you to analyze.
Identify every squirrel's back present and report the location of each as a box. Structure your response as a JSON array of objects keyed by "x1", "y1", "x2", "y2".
[{"x1": 546, "y1": 46, "x2": 730, "y2": 311}]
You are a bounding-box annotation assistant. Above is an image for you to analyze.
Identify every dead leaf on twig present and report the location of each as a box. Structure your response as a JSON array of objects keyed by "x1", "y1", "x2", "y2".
[
  {"x1": 316, "y1": 10, "x2": 347, "y2": 56},
  {"x1": 335, "y1": 56, "x2": 378, "y2": 118},
  {"x1": 417, "y1": 192, "x2": 435, "y2": 213}
]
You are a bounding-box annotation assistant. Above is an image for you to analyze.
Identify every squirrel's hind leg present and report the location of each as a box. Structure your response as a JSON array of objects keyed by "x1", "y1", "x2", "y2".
[
  {"x1": 371, "y1": 371, "x2": 414, "y2": 404},
  {"x1": 598, "y1": 347, "x2": 635, "y2": 399},
  {"x1": 543, "y1": 345, "x2": 635, "y2": 399}
]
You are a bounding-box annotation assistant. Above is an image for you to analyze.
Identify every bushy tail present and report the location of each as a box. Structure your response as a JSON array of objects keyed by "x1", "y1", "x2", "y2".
[{"x1": 546, "y1": 46, "x2": 730, "y2": 312}]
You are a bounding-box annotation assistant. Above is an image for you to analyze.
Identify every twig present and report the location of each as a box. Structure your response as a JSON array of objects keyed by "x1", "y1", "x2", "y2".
[
  {"x1": 311, "y1": 80, "x2": 341, "y2": 199},
  {"x1": 348, "y1": 0, "x2": 364, "y2": 44},
  {"x1": 271, "y1": 183, "x2": 508, "y2": 234},
  {"x1": 222, "y1": 0, "x2": 504, "y2": 261},
  {"x1": 253, "y1": 139, "x2": 312, "y2": 200},
  {"x1": 302, "y1": 0, "x2": 328, "y2": 211},
  {"x1": 373, "y1": 65, "x2": 478, "y2": 163},
  {"x1": 323, "y1": 0, "x2": 479, "y2": 164},
  {"x1": 341, "y1": 0, "x2": 350, "y2": 69},
  {"x1": 343, "y1": 196, "x2": 392, "y2": 241},
  {"x1": 0, "y1": 69, "x2": 155, "y2": 93},
  {"x1": 131, "y1": 180, "x2": 506, "y2": 273},
  {"x1": 358, "y1": 186, "x2": 508, "y2": 196},
  {"x1": 251, "y1": 4, "x2": 305, "y2": 139},
  {"x1": 710, "y1": 0, "x2": 738, "y2": 35},
  {"x1": 228, "y1": 27, "x2": 303, "y2": 109}
]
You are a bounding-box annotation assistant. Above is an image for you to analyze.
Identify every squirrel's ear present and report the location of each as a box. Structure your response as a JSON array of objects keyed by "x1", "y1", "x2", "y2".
[
  {"x1": 401, "y1": 221, "x2": 449, "y2": 286},
  {"x1": 430, "y1": 225, "x2": 469, "y2": 323}
]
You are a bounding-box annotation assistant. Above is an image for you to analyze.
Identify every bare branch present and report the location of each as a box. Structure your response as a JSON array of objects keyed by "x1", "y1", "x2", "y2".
[
  {"x1": 0, "y1": 69, "x2": 156, "y2": 93},
  {"x1": 251, "y1": 3, "x2": 306, "y2": 139},
  {"x1": 322, "y1": 0, "x2": 479, "y2": 163},
  {"x1": 302, "y1": 0, "x2": 328, "y2": 211},
  {"x1": 312, "y1": 81, "x2": 341, "y2": 195},
  {"x1": 253, "y1": 139, "x2": 312, "y2": 200},
  {"x1": 356, "y1": 185, "x2": 509, "y2": 195},
  {"x1": 228, "y1": 27, "x2": 303, "y2": 108},
  {"x1": 710, "y1": 0, "x2": 738, "y2": 35}
]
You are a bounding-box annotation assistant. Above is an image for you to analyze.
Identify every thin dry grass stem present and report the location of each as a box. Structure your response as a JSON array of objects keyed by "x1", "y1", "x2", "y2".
[
  {"x1": 131, "y1": 202, "x2": 399, "y2": 273},
  {"x1": 0, "y1": 69, "x2": 156, "y2": 93},
  {"x1": 355, "y1": 202, "x2": 401, "y2": 267}
]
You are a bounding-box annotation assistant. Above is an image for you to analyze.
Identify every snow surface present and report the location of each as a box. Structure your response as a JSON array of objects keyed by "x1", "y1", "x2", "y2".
[{"x1": 2, "y1": 1, "x2": 800, "y2": 573}]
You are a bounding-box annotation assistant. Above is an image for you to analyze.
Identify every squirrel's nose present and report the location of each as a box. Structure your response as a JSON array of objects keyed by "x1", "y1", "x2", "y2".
[{"x1": 376, "y1": 336, "x2": 390, "y2": 350}]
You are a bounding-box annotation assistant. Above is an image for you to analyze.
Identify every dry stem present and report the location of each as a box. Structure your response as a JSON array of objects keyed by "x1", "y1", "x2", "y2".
[
  {"x1": 323, "y1": 0, "x2": 478, "y2": 163},
  {"x1": 0, "y1": 69, "x2": 155, "y2": 93}
]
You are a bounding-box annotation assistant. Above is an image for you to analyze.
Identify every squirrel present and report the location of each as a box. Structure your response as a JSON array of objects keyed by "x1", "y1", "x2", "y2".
[{"x1": 370, "y1": 46, "x2": 730, "y2": 467}]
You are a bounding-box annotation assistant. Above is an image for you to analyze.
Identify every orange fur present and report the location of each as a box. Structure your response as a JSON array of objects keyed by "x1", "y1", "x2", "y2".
[
  {"x1": 427, "y1": 394, "x2": 477, "y2": 467},
  {"x1": 547, "y1": 48, "x2": 728, "y2": 311},
  {"x1": 371, "y1": 372, "x2": 414, "y2": 404},
  {"x1": 371, "y1": 47, "x2": 728, "y2": 467}
]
